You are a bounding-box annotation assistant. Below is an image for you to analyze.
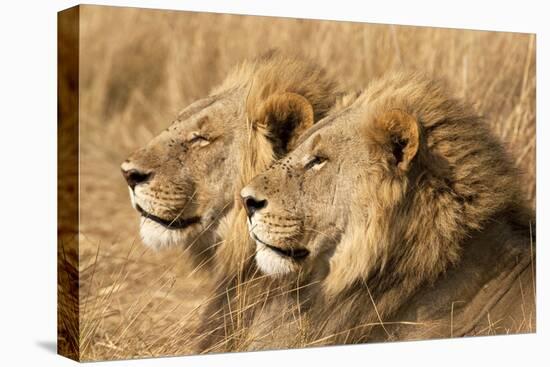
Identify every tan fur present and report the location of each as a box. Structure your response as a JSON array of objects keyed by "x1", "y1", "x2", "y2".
[
  {"x1": 121, "y1": 51, "x2": 342, "y2": 264},
  {"x1": 242, "y1": 71, "x2": 535, "y2": 346}
]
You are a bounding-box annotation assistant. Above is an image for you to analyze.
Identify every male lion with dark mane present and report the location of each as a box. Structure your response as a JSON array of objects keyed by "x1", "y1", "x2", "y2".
[
  {"x1": 241, "y1": 71, "x2": 535, "y2": 345},
  {"x1": 120, "y1": 51, "x2": 342, "y2": 263}
]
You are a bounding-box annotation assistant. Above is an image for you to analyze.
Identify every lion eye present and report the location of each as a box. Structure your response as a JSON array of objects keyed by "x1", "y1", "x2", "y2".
[
  {"x1": 189, "y1": 134, "x2": 210, "y2": 147},
  {"x1": 305, "y1": 155, "x2": 328, "y2": 170}
]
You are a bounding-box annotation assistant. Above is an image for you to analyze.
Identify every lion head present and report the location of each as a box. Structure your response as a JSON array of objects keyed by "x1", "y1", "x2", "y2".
[
  {"x1": 121, "y1": 52, "x2": 341, "y2": 259},
  {"x1": 241, "y1": 71, "x2": 525, "y2": 299}
]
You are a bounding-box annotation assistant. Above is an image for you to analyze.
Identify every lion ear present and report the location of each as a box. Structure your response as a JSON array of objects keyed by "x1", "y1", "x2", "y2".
[
  {"x1": 253, "y1": 92, "x2": 314, "y2": 155},
  {"x1": 375, "y1": 109, "x2": 420, "y2": 172}
]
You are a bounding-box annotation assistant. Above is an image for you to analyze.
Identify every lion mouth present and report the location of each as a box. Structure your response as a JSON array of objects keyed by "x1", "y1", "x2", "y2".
[
  {"x1": 252, "y1": 233, "x2": 309, "y2": 260},
  {"x1": 136, "y1": 204, "x2": 200, "y2": 230}
]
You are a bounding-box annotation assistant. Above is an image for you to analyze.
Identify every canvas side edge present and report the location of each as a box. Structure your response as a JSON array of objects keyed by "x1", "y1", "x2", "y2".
[{"x1": 57, "y1": 5, "x2": 81, "y2": 362}]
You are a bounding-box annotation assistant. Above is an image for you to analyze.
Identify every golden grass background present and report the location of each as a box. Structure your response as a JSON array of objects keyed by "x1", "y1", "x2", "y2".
[{"x1": 72, "y1": 5, "x2": 535, "y2": 361}]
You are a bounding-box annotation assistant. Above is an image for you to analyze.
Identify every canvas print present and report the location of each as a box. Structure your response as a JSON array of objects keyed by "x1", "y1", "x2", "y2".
[{"x1": 58, "y1": 5, "x2": 536, "y2": 362}]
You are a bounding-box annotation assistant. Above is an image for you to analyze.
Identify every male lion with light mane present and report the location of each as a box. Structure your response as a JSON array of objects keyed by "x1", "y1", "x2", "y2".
[
  {"x1": 241, "y1": 71, "x2": 535, "y2": 345},
  {"x1": 120, "y1": 51, "x2": 342, "y2": 262}
]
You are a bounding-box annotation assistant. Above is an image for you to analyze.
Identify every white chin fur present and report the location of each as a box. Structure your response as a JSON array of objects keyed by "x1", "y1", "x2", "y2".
[
  {"x1": 139, "y1": 217, "x2": 186, "y2": 250},
  {"x1": 255, "y1": 242, "x2": 295, "y2": 276}
]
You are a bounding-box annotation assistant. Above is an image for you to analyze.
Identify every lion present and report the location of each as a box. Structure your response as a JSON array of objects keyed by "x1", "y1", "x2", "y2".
[
  {"x1": 120, "y1": 51, "x2": 342, "y2": 263},
  {"x1": 240, "y1": 71, "x2": 535, "y2": 346}
]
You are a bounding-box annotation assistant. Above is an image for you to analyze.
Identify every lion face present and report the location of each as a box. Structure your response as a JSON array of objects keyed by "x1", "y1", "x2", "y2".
[
  {"x1": 241, "y1": 108, "x2": 366, "y2": 276},
  {"x1": 122, "y1": 87, "x2": 322, "y2": 256},
  {"x1": 121, "y1": 92, "x2": 245, "y2": 252},
  {"x1": 242, "y1": 104, "x2": 420, "y2": 277}
]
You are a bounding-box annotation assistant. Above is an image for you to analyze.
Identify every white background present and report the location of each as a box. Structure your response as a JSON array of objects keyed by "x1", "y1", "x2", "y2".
[{"x1": 0, "y1": 0, "x2": 546, "y2": 365}]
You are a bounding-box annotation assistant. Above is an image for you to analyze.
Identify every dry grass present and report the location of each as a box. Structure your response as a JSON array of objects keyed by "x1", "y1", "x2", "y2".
[{"x1": 69, "y1": 5, "x2": 535, "y2": 361}]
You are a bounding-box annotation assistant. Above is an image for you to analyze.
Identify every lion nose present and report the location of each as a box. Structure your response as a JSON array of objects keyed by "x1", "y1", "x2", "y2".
[
  {"x1": 242, "y1": 196, "x2": 268, "y2": 217},
  {"x1": 121, "y1": 162, "x2": 153, "y2": 190},
  {"x1": 241, "y1": 186, "x2": 268, "y2": 217}
]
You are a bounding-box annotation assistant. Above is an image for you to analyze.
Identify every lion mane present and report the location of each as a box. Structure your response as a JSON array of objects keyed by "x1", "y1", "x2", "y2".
[{"x1": 306, "y1": 72, "x2": 536, "y2": 344}]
